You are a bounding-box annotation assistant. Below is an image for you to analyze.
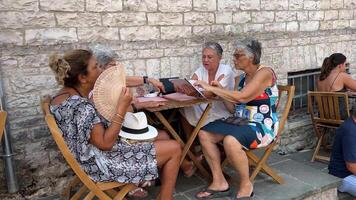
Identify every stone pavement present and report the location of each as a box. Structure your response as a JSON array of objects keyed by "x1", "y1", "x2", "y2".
[{"x1": 38, "y1": 149, "x2": 354, "y2": 200}]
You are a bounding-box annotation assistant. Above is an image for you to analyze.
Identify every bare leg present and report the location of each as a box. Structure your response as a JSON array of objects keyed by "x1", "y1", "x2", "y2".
[
  {"x1": 154, "y1": 139, "x2": 181, "y2": 200},
  {"x1": 223, "y1": 135, "x2": 253, "y2": 198},
  {"x1": 196, "y1": 130, "x2": 229, "y2": 198}
]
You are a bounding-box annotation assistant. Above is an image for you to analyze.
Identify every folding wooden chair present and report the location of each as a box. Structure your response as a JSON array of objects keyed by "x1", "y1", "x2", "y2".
[
  {"x1": 221, "y1": 85, "x2": 295, "y2": 184},
  {"x1": 0, "y1": 110, "x2": 7, "y2": 143},
  {"x1": 40, "y1": 96, "x2": 136, "y2": 200},
  {"x1": 307, "y1": 91, "x2": 350, "y2": 162}
]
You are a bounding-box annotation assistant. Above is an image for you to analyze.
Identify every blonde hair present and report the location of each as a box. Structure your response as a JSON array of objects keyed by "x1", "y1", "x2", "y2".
[
  {"x1": 49, "y1": 54, "x2": 71, "y2": 85},
  {"x1": 49, "y1": 49, "x2": 92, "y2": 87}
]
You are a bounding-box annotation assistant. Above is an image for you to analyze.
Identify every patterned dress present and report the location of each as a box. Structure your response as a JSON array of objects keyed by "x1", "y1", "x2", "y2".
[
  {"x1": 202, "y1": 66, "x2": 279, "y2": 149},
  {"x1": 50, "y1": 95, "x2": 158, "y2": 183}
]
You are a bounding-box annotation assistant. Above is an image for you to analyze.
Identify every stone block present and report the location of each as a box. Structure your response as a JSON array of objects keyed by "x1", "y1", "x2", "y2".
[
  {"x1": 120, "y1": 26, "x2": 159, "y2": 41},
  {"x1": 123, "y1": 40, "x2": 157, "y2": 49},
  {"x1": 0, "y1": 30, "x2": 23, "y2": 45},
  {"x1": 339, "y1": 9, "x2": 353, "y2": 19},
  {"x1": 56, "y1": 13, "x2": 101, "y2": 27},
  {"x1": 289, "y1": 0, "x2": 303, "y2": 10},
  {"x1": 193, "y1": 26, "x2": 211, "y2": 35},
  {"x1": 264, "y1": 23, "x2": 286, "y2": 32},
  {"x1": 157, "y1": 39, "x2": 185, "y2": 48},
  {"x1": 194, "y1": 0, "x2": 216, "y2": 11},
  {"x1": 344, "y1": 0, "x2": 356, "y2": 8},
  {"x1": 184, "y1": 12, "x2": 214, "y2": 25},
  {"x1": 319, "y1": 21, "x2": 332, "y2": 30},
  {"x1": 86, "y1": 0, "x2": 122, "y2": 11},
  {"x1": 25, "y1": 28, "x2": 77, "y2": 45},
  {"x1": 40, "y1": 0, "x2": 84, "y2": 11},
  {"x1": 0, "y1": 0, "x2": 38, "y2": 11},
  {"x1": 232, "y1": 11, "x2": 251, "y2": 23},
  {"x1": 251, "y1": 11, "x2": 274, "y2": 23},
  {"x1": 78, "y1": 27, "x2": 119, "y2": 42},
  {"x1": 320, "y1": 0, "x2": 330, "y2": 9},
  {"x1": 146, "y1": 59, "x2": 160, "y2": 78},
  {"x1": 211, "y1": 24, "x2": 225, "y2": 33},
  {"x1": 240, "y1": 0, "x2": 260, "y2": 10},
  {"x1": 102, "y1": 13, "x2": 146, "y2": 26},
  {"x1": 299, "y1": 21, "x2": 319, "y2": 31},
  {"x1": 350, "y1": 20, "x2": 356, "y2": 28},
  {"x1": 244, "y1": 23, "x2": 264, "y2": 32},
  {"x1": 0, "y1": 12, "x2": 55, "y2": 29},
  {"x1": 216, "y1": 12, "x2": 232, "y2": 24},
  {"x1": 158, "y1": 0, "x2": 192, "y2": 12},
  {"x1": 217, "y1": 0, "x2": 239, "y2": 11},
  {"x1": 224, "y1": 24, "x2": 244, "y2": 34},
  {"x1": 147, "y1": 13, "x2": 182, "y2": 25},
  {"x1": 287, "y1": 21, "x2": 299, "y2": 31},
  {"x1": 330, "y1": 0, "x2": 344, "y2": 9},
  {"x1": 275, "y1": 11, "x2": 297, "y2": 22},
  {"x1": 164, "y1": 47, "x2": 195, "y2": 56},
  {"x1": 304, "y1": 0, "x2": 321, "y2": 10},
  {"x1": 309, "y1": 11, "x2": 324, "y2": 20},
  {"x1": 138, "y1": 49, "x2": 164, "y2": 58},
  {"x1": 117, "y1": 50, "x2": 138, "y2": 60},
  {"x1": 161, "y1": 26, "x2": 191, "y2": 40},
  {"x1": 333, "y1": 20, "x2": 350, "y2": 29},
  {"x1": 261, "y1": 0, "x2": 288, "y2": 10},
  {"x1": 123, "y1": 0, "x2": 157, "y2": 11},
  {"x1": 324, "y1": 10, "x2": 339, "y2": 20},
  {"x1": 297, "y1": 11, "x2": 309, "y2": 21}
]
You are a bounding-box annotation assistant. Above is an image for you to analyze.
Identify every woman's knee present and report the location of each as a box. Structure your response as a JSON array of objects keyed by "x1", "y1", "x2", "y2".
[
  {"x1": 198, "y1": 130, "x2": 211, "y2": 144},
  {"x1": 156, "y1": 130, "x2": 170, "y2": 140},
  {"x1": 223, "y1": 135, "x2": 242, "y2": 151},
  {"x1": 169, "y1": 140, "x2": 182, "y2": 157}
]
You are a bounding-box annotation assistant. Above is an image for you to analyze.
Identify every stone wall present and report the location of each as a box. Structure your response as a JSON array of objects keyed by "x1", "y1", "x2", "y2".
[{"x1": 0, "y1": 0, "x2": 355, "y2": 198}]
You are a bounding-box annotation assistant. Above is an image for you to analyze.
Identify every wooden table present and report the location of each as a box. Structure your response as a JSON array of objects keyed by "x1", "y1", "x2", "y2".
[{"x1": 145, "y1": 98, "x2": 212, "y2": 178}]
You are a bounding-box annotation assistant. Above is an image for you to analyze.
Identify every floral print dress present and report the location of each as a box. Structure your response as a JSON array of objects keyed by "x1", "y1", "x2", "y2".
[{"x1": 50, "y1": 95, "x2": 158, "y2": 183}]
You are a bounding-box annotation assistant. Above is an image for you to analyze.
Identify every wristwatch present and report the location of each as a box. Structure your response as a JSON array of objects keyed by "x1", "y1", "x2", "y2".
[{"x1": 143, "y1": 76, "x2": 148, "y2": 84}]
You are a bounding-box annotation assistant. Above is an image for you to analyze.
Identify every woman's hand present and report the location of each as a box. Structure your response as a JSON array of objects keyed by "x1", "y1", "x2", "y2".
[
  {"x1": 117, "y1": 87, "x2": 132, "y2": 114},
  {"x1": 148, "y1": 78, "x2": 165, "y2": 93},
  {"x1": 210, "y1": 80, "x2": 223, "y2": 89},
  {"x1": 194, "y1": 80, "x2": 213, "y2": 92},
  {"x1": 134, "y1": 101, "x2": 165, "y2": 110}
]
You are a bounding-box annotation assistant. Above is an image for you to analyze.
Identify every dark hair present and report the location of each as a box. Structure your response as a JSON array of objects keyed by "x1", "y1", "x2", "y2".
[
  {"x1": 49, "y1": 49, "x2": 92, "y2": 87},
  {"x1": 203, "y1": 42, "x2": 224, "y2": 57},
  {"x1": 235, "y1": 38, "x2": 262, "y2": 65},
  {"x1": 319, "y1": 53, "x2": 346, "y2": 81}
]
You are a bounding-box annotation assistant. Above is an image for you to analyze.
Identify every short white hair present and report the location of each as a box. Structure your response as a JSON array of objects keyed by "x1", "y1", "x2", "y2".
[{"x1": 90, "y1": 44, "x2": 119, "y2": 67}]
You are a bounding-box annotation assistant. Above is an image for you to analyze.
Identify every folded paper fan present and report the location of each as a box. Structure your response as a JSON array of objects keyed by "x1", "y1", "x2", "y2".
[{"x1": 93, "y1": 65, "x2": 126, "y2": 121}]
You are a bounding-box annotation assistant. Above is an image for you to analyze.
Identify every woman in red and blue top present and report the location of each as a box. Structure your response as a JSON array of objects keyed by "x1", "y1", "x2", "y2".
[{"x1": 195, "y1": 39, "x2": 279, "y2": 200}]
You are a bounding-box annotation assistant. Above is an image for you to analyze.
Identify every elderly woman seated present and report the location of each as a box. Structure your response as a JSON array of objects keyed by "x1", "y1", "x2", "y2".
[
  {"x1": 180, "y1": 41, "x2": 235, "y2": 144},
  {"x1": 48, "y1": 49, "x2": 181, "y2": 200},
  {"x1": 195, "y1": 39, "x2": 279, "y2": 199}
]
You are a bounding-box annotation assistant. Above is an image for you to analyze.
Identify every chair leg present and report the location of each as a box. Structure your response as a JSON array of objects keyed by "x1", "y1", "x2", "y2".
[
  {"x1": 83, "y1": 191, "x2": 95, "y2": 200},
  {"x1": 113, "y1": 184, "x2": 136, "y2": 200},
  {"x1": 311, "y1": 131, "x2": 324, "y2": 162},
  {"x1": 63, "y1": 176, "x2": 81, "y2": 199},
  {"x1": 71, "y1": 185, "x2": 88, "y2": 200}
]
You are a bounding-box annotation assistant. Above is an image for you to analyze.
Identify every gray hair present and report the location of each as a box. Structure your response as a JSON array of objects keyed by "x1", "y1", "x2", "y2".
[
  {"x1": 90, "y1": 44, "x2": 119, "y2": 67},
  {"x1": 235, "y1": 38, "x2": 262, "y2": 64},
  {"x1": 203, "y1": 42, "x2": 223, "y2": 57}
]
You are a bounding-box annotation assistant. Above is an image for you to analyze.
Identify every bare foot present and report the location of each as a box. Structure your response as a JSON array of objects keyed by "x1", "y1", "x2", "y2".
[{"x1": 236, "y1": 182, "x2": 253, "y2": 198}]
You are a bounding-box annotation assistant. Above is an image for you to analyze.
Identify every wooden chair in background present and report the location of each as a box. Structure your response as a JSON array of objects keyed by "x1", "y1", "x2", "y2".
[
  {"x1": 307, "y1": 91, "x2": 350, "y2": 162},
  {"x1": 41, "y1": 96, "x2": 136, "y2": 200},
  {"x1": 0, "y1": 110, "x2": 7, "y2": 142},
  {"x1": 221, "y1": 85, "x2": 295, "y2": 184}
]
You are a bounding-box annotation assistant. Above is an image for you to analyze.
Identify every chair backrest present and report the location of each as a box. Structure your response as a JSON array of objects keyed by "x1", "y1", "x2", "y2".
[
  {"x1": 0, "y1": 111, "x2": 7, "y2": 143},
  {"x1": 307, "y1": 91, "x2": 350, "y2": 125},
  {"x1": 275, "y1": 85, "x2": 295, "y2": 141},
  {"x1": 40, "y1": 96, "x2": 113, "y2": 200}
]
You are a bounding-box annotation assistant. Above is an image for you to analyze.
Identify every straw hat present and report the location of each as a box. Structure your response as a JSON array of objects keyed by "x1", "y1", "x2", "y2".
[
  {"x1": 93, "y1": 65, "x2": 126, "y2": 121},
  {"x1": 119, "y1": 112, "x2": 158, "y2": 140}
]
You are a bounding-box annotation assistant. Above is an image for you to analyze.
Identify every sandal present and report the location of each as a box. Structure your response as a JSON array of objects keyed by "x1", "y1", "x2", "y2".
[
  {"x1": 232, "y1": 191, "x2": 254, "y2": 200},
  {"x1": 138, "y1": 180, "x2": 155, "y2": 188},
  {"x1": 127, "y1": 187, "x2": 148, "y2": 199},
  {"x1": 195, "y1": 187, "x2": 232, "y2": 199}
]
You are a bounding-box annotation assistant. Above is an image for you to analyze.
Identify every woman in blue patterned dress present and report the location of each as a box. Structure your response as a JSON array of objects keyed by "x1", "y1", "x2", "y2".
[
  {"x1": 48, "y1": 49, "x2": 181, "y2": 200},
  {"x1": 194, "y1": 39, "x2": 279, "y2": 199}
]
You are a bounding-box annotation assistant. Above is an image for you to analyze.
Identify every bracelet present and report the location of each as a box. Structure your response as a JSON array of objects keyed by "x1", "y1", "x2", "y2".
[
  {"x1": 111, "y1": 119, "x2": 122, "y2": 126},
  {"x1": 143, "y1": 76, "x2": 148, "y2": 84},
  {"x1": 115, "y1": 113, "x2": 125, "y2": 121},
  {"x1": 131, "y1": 104, "x2": 138, "y2": 113}
]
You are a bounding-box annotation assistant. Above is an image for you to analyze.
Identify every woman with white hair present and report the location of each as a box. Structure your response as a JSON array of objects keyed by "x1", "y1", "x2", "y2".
[{"x1": 195, "y1": 39, "x2": 279, "y2": 199}]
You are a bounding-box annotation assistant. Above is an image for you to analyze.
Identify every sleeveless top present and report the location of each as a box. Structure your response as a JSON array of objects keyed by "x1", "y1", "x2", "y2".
[{"x1": 235, "y1": 66, "x2": 279, "y2": 148}]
